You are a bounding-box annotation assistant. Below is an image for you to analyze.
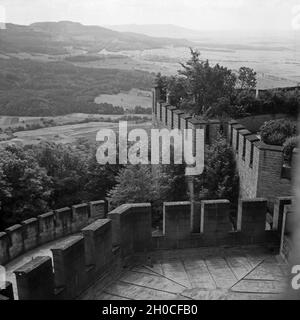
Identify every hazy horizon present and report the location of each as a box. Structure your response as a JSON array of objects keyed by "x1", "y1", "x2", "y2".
[{"x1": 0, "y1": 0, "x2": 299, "y2": 32}]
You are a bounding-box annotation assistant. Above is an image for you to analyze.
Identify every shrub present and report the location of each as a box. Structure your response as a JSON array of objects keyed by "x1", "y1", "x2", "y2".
[{"x1": 260, "y1": 120, "x2": 297, "y2": 146}]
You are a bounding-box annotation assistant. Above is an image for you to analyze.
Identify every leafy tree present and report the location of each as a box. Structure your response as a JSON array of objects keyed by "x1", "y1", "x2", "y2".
[
  {"x1": 84, "y1": 157, "x2": 121, "y2": 202},
  {"x1": 155, "y1": 73, "x2": 168, "y2": 102},
  {"x1": 197, "y1": 138, "x2": 239, "y2": 204},
  {"x1": 260, "y1": 120, "x2": 297, "y2": 146},
  {"x1": 108, "y1": 165, "x2": 158, "y2": 209},
  {"x1": 0, "y1": 145, "x2": 52, "y2": 228},
  {"x1": 238, "y1": 67, "x2": 257, "y2": 90},
  {"x1": 165, "y1": 76, "x2": 188, "y2": 107},
  {"x1": 29, "y1": 142, "x2": 89, "y2": 208},
  {"x1": 178, "y1": 49, "x2": 237, "y2": 114}
]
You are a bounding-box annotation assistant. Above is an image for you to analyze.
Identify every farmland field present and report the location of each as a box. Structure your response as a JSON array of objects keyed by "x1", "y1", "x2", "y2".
[
  {"x1": 0, "y1": 113, "x2": 152, "y2": 128},
  {"x1": 0, "y1": 120, "x2": 152, "y2": 146},
  {"x1": 95, "y1": 88, "x2": 152, "y2": 109}
]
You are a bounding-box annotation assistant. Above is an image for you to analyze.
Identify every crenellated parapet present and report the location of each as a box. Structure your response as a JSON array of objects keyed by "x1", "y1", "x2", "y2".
[
  {"x1": 153, "y1": 198, "x2": 291, "y2": 250},
  {"x1": 10, "y1": 203, "x2": 151, "y2": 300},
  {"x1": 1, "y1": 197, "x2": 293, "y2": 300},
  {"x1": 152, "y1": 87, "x2": 293, "y2": 205},
  {"x1": 0, "y1": 200, "x2": 107, "y2": 266},
  {"x1": 228, "y1": 121, "x2": 293, "y2": 204}
]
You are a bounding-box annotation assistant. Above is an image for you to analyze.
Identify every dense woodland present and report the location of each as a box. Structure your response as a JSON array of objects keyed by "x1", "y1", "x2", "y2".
[
  {"x1": 0, "y1": 58, "x2": 154, "y2": 116},
  {"x1": 0, "y1": 136, "x2": 238, "y2": 230}
]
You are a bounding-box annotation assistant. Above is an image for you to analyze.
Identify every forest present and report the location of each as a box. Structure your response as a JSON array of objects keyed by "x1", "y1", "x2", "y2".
[{"x1": 0, "y1": 58, "x2": 154, "y2": 116}]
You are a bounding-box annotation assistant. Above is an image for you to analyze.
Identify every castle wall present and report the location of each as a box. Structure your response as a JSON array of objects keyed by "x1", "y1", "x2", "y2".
[
  {"x1": 108, "y1": 203, "x2": 152, "y2": 258},
  {"x1": 14, "y1": 256, "x2": 54, "y2": 300},
  {"x1": 153, "y1": 90, "x2": 293, "y2": 205},
  {"x1": 229, "y1": 122, "x2": 293, "y2": 204},
  {"x1": 82, "y1": 219, "x2": 112, "y2": 277},
  {"x1": 55, "y1": 207, "x2": 73, "y2": 238},
  {"x1": 89, "y1": 200, "x2": 106, "y2": 220},
  {"x1": 38, "y1": 212, "x2": 55, "y2": 244},
  {"x1": 72, "y1": 204, "x2": 90, "y2": 231},
  {"x1": 51, "y1": 235, "x2": 86, "y2": 299},
  {"x1": 256, "y1": 143, "x2": 292, "y2": 204},
  {"x1": 5, "y1": 224, "x2": 24, "y2": 260},
  {"x1": 153, "y1": 198, "x2": 281, "y2": 250},
  {"x1": 0, "y1": 201, "x2": 107, "y2": 266},
  {"x1": 12, "y1": 197, "x2": 288, "y2": 300},
  {"x1": 22, "y1": 218, "x2": 39, "y2": 251}
]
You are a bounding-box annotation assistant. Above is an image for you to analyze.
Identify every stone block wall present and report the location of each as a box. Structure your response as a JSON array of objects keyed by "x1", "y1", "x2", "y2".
[
  {"x1": 12, "y1": 198, "x2": 288, "y2": 300},
  {"x1": 13, "y1": 204, "x2": 152, "y2": 300},
  {"x1": 82, "y1": 219, "x2": 112, "y2": 276},
  {"x1": 55, "y1": 207, "x2": 73, "y2": 238},
  {"x1": 22, "y1": 218, "x2": 39, "y2": 252},
  {"x1": 51, "y1": 235, "x2": 86, "y2": 299},
  {"x1": 228, "y1": 121, "x2": 293, "y2": 204},
  {"x1": 108, "y1": 203, "x2": 152, "y2": 258},
  {"x1": 153, "y1": 198, "x2": 283, "y2": 250},
  {"x1": 0, "y1": 200, "x2": 107, "y2": 266},
  {"x1": 153, "y1": 89, "x2": 293, "y2": 207},
  {"x1": 14, "y1": 256, "x2": 54, "y2": 300},
  {"x1": 5, "y1": 224, "x2": 24, "y2": 260}
]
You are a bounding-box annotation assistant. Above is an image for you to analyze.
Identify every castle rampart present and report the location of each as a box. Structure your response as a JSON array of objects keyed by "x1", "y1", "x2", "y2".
[
  {"x1": 153, "y1": 87, "x2": 293, "y2": 205},
  {"x1": 0, "y1": 197, "x2": 292, "y2": 300},
  {"x1": 0, "y1": 200, "x2": 107, "y2": 266}
]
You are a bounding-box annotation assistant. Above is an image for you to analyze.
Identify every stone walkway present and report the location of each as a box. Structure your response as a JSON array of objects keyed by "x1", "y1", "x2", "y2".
[
  {"x1": 5, "y1": 243, "x2": 289, "y2": 300},
  {"x1": 81, "y1": 247, "x2": 289, "y2": 300}
]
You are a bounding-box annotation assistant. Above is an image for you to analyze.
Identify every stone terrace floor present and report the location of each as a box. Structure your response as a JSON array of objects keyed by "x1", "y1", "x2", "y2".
[
  {"x1": 5, "y1": 239, "x2": 289, "y2": 300},
  {"x1": 81, "y1": 247, "x2": 289, "y2": 300}
]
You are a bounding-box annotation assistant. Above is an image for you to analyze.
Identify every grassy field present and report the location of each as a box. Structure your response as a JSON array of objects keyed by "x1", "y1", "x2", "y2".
[
  {"x1": 95, "y1": 88, "x2": 152, "y2": 109},
  {"x1": 0, "y1": 113, "x2": 152, "y2": 128},
  {"x1": 0, "y1": 120, "x2": 152, "y2": 146}
]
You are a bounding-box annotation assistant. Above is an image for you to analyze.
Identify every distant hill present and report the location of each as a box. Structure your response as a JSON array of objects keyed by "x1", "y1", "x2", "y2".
[
  {"x1": 107, "y1": 24, "x2": 205, "y2": 40},
  {"x1": 0, "y1": 21, "x2": 194, "y2": 55}
]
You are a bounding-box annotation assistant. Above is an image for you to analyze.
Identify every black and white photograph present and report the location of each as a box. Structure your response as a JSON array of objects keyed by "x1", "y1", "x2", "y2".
[{"x1": 0, "y1": 0, "x2": 299, "y2": 307}]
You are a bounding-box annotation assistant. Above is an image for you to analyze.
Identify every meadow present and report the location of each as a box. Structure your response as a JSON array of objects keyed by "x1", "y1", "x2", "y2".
[{"x1": 0, "y1": 119, "x2": 152, "y2": 146}]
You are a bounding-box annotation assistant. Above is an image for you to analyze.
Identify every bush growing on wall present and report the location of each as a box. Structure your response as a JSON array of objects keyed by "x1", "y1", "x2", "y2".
[{"x1": 260, "y1": 120, "x2": 297, "y2": 146}]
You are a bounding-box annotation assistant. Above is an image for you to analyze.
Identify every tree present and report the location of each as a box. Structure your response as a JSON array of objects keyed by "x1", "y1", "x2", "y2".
[
  {"x1": 0, "y1": 145, "x2": 52, "y2": 228},
  {"x1": 260, "y1": 120, "x2": 297, "y2": 146},
  {"x1": 178, "y1": 49, "x2": 237, "y2": 114},
  {"x1": 29, "y1": 142, "x2": 89, "y2": 208},
  {"x1": 166, "y1": 76, "x2": 188, "y2": 107},
  {"x1": 108, "y1": 165, "x2": 158, "y2": 209},
  {"x1": 198, "y1": 138, "x2": 239, "y2": 204},
  {"x1": 154, "y1": 73, "x2": 169, "y2": 102},
  {"x1": 238, "y1": 67, "x2": 257, "y2": 90},
  {"x1": 84, "y1": 157, "x2": 121, "y2": 202}
]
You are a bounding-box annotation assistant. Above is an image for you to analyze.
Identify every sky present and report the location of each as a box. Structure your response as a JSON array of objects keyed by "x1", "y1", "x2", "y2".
[{"x1": 0, "y1": 0, "x2": 299, "y2": 31}]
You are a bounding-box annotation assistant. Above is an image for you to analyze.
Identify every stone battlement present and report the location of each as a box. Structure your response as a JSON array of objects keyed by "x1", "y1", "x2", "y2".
[
  {"x1": 152, "y1": 87, "x2": 293, "y2": 205},
  {"x1": 0, "y1": 200, "x2": 107, "y2": 266},
  {"x1": 0, "y1": 197, "x2": 293, "y2": 300}
]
